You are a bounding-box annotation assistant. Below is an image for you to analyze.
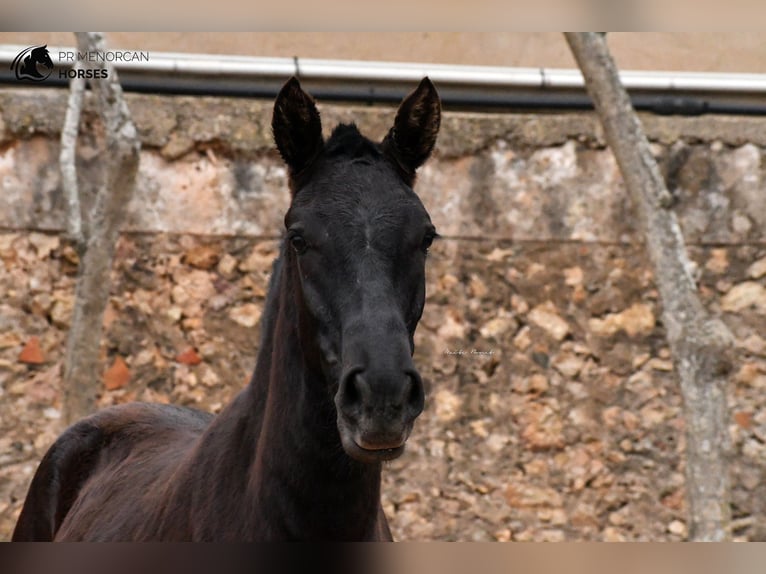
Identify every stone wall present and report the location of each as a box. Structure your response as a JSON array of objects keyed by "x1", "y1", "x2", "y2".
[
  {"x1": 1, "y1": 89, "x2": 765, "y2": 541},
  {"x1": 3, "y1": 89, "x2": 766, "y2": 241}
]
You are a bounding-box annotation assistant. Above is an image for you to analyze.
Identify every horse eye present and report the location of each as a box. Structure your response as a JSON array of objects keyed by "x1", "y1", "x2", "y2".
[
  {"x1": 290, "y1": 235, "x2": 308, "y2": 254},
  {"x1": 421, "y1": 232, "x2": 436, "y2": 253}
]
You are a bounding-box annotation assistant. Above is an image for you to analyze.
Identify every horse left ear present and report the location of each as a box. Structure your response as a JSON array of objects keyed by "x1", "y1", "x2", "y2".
[
  {"x1": 272, "y1": 77, "x2": 324, "y2": 178},
  {"x1": 382, "y1": 77, "x2": 441, "y2": 184}
]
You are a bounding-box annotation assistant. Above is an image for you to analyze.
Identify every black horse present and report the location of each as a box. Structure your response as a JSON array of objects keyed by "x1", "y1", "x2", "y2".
[
  {"x1": 12, "y1": 45, "x2": 54, "y2": 81},
  {"x1": 12, "y1": 77, "x2": 441, "y2": 541}
]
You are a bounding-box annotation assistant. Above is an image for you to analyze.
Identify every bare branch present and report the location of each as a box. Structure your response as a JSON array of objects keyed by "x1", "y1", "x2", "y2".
[
  {"x1": 59, "y1": 61, "x2": 86, "y2": 250},
  {"x1": 75, "y1": 31, "x2": 140, "y2": 228},
  {"x1": 565, "y1": 32, "x2": 734, "y2": 542}
]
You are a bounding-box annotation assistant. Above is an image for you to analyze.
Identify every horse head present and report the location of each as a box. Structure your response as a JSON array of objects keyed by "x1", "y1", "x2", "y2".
[{"x1": 272, "y1": 77, "x2": 441, "y2": 463}]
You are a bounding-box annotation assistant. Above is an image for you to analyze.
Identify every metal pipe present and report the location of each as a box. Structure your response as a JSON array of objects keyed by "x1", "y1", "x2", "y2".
[{"x1": 2, "y1": 44, "x2": 766, "y2": 115}]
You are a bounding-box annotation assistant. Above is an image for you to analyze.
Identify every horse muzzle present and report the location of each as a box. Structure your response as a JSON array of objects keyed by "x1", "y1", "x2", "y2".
[{"x1": 335, "y1": 367, "x2": 424, "y2": 463}]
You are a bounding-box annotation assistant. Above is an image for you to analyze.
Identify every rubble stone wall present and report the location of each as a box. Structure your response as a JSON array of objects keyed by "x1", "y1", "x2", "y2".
[{"x1": 1, "y1": 89, "x2": 765, "y2": 541}]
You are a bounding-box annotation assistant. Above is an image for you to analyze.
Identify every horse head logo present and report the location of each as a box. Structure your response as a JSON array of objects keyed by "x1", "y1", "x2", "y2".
[{"x1": 11, "y1": 45, "x2": 54, "y2": 81}]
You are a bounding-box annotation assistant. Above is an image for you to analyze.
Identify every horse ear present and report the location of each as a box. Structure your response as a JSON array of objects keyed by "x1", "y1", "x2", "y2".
[
  {"x1": 272, "y1": 77, "x2": 324, "y2": 176},
  {"x1": 382, "y1": 77, "x2": 441, "y2": 184}
]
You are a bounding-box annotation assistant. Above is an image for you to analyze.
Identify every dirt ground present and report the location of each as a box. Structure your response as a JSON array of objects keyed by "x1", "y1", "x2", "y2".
[{"x1": 1, "y1": 231, "x2": 765, "y2": 541}]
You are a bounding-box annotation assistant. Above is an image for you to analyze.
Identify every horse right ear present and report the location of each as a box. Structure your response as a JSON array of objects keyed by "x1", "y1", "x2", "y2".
[
  {"x1": 381, "y1": 78, "x2": 441, "y2": 185},
  {"x1": 272, "y1": 77, "x2": 324, "y2": 177}
]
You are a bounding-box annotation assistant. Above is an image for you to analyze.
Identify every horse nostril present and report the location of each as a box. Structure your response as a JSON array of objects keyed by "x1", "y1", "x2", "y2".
[
  {"x1": 346, "y1": 375, "x2": 361, "y2": 405},
  {"x1": 338, "y1": 368, "x2": 369, "y2": 416},
  {"x1": 405, "y1": 371, "x2": 425, "y2": 417}
]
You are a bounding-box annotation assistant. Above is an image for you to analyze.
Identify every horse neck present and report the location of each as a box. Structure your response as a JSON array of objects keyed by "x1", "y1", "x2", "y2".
[{"x1": 243, "y1": 247, "x2": 383, "y2": 540}]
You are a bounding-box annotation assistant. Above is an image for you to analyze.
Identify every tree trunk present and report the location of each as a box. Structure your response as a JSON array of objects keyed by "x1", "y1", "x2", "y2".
[
  {"x1": 59, "y1": 62, "x2": 85, "y2": 250},
  {"x1": 565, "y1": 32, "x2": 734, "y2": 541},
  {"x1": 61, "y1": 32, "x2": 140, "y2": 425}
]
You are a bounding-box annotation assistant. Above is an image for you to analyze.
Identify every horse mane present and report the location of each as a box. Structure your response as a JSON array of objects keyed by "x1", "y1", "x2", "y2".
[{"x1": 324, "y1": 124, "x2": 381, "y2": 160}]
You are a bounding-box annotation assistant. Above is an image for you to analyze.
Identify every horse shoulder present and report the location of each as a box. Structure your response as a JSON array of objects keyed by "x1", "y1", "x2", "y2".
[
  {"x1": 12, "y1": 403, "x2": 211, "y2": 541},
  {"x1": 11, "y1": 417, "x2": 104, "y2": 541}
]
